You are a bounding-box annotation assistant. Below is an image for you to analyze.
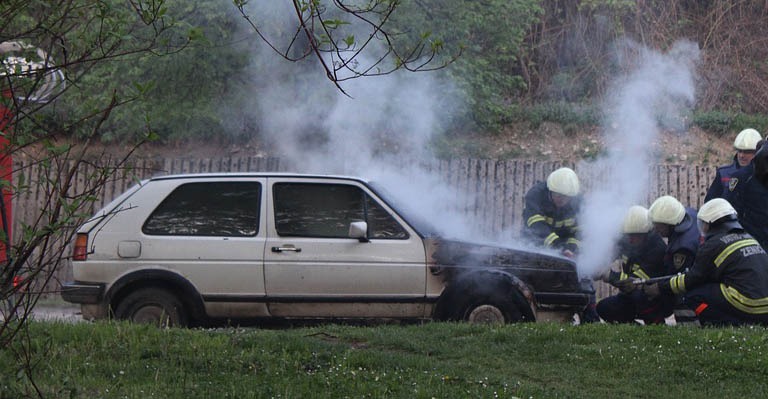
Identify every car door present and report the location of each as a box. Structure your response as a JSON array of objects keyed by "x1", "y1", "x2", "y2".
[
  {"x1": 263, "y1": 177, "x2": 428, "y2": 318},
  {"x1": 136, "y1": 177, "x2": 269, "y2": 318}
]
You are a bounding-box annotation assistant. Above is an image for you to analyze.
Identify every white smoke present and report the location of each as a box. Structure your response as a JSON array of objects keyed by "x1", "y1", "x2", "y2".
[
  {"x1": 235, "y1": 1, "x2": 482, "y2": 239},
  {"x1": 577, "y1": 39, "x2": 700, "y2": 277}
]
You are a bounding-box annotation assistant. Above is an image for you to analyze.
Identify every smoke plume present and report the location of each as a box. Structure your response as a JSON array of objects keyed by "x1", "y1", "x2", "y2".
[
  {"x1": 576, "y1": 39, "x2": 700, "y2": 277},
  {"x1": 232, "y1": 1, "x2": 481, "y2": 239}
]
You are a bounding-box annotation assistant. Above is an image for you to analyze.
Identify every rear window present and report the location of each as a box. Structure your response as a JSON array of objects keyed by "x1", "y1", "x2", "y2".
[
  {"x1": 273, "y1": 182, "x2": 407, "y2": 239},
  {"x1": 142, "y1": 182, "x2": 261, "y2": 237}
]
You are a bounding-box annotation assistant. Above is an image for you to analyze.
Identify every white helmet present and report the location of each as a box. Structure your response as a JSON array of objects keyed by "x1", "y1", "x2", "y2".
[
  {"x1": 697, "y1": 198, "x2": 736, "y2": 224},
  {"x1": 622, "y1": 205, "x2": 653, "y2": 234},
  {"x1": 648, "y1": 195, "x2": 685, "y2": 225},
  {"x1": 734, "y1": 128, "x2": 762, "y2": 150},
  {"x1": 546, "y1": 167, "x2": 580, "y2": 197}
]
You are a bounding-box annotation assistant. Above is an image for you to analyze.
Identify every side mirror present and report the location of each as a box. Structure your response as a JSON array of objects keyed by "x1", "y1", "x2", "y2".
[{"x1": 348, "y1": 221, "x2": 369, "y2": 242}]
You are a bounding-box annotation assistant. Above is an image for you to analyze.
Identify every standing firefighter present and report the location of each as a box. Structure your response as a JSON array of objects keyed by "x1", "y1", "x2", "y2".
[
  {"x1": 729, "y1": 143, "x2": 768, "y2": 250},
  {"x1": 704, "y1": 128, "x2": 762, "y2": 202},
  {"x1": 522, "y1": 167, "x2": 581, "y2": 258},
  {"x1": 595, "y1": 206, "x2": 674, "y2": 324},
  {"x1": 648, "y1": 195, "x2": 700, "y2": 274},
  {"x1": 643, "y1": 199, "x2": 768, "y2": 326}
]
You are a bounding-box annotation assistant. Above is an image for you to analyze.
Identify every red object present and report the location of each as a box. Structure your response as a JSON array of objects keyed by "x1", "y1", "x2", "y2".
[
  {"x1": 0, "y1": 89, "x2": 13, "y2": 264},
  {"x1": 73, "y1": 233, "x2": 88, "y2": 261}
]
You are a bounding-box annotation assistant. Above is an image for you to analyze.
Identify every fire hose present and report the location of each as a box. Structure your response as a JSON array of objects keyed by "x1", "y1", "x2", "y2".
[{"x1": 630, "y1": 275, "x2": 678, "y2": 285}]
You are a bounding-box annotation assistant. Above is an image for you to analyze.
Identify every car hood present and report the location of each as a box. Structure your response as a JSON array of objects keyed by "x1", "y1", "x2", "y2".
[
  {"x1": 428, "y1": 238, "x2": 576, "y2": 270},
  {"x1": 425, "y1": 238, "x2": 584, "y2": 293}
]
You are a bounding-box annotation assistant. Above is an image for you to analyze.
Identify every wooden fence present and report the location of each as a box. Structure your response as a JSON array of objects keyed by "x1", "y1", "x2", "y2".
[
  {"x1": 10, "y1": 156, "x2": 718, "y2": 301},
  {"x1": 12, "y1": 157, "x2": 718, "y2": 238}
]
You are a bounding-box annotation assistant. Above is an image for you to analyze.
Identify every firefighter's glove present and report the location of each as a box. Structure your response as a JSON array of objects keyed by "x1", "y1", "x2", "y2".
[
  {"x1": 611, "y1": 278, "x2": 638, "y2": 294},
  {"x1": 642, "y1": 282, "x2": 661, "y2": 299}
]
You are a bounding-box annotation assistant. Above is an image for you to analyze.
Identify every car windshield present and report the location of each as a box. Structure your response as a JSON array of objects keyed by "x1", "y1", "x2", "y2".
[{"x1": 367, "y1": 181, "x2": 443, "y2": 238}]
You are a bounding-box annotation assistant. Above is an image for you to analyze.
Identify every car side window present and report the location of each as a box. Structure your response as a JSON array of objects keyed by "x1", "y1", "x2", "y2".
[
  {"x1": 366, "y1": 195, "x2": 408, "y2": 239},
  {"x1": 142, "y1": 182, "x2": 261, "y2": 237},
  {"x1": 273, "y1": 183, "x2": 407, "y2": 239}
]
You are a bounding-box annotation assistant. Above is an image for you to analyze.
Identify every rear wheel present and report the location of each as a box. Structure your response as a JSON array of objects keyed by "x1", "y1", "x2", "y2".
[{"x1": 114, "y1": 288, "x2": 188, "y2": 327}]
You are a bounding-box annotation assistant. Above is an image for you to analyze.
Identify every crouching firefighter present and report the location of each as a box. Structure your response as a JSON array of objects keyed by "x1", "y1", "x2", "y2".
[
  {"x1": 648, "y1": 195, "x2": 700, "y2": 274},
  {"x1": 594, "y1": 206, "x2": 675, "y2": 324},
  {"x1": 521, "y1": 167, "x2": 599, "y2": 323},
  {"x1": 522, "y1": 167, "x2": 581, "y2": 258},
  {"x1": 642, "y1": 198, "x2": 768, "y2": 326}
]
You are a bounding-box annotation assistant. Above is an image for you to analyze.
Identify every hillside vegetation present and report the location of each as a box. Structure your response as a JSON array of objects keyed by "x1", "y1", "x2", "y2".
[{"x1": 12, "y1": 0, "x2": 768, "y2": 162}]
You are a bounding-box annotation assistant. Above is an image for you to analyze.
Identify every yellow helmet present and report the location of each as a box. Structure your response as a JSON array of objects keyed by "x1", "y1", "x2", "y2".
[
  {"x1": 546, "y1": 167, "x2": 580, "y2": 197},
  {"x1": 697, "y1": 198, "x2": 736, "y2": 224},
  {"x1": 734, "y1": 128, "x2": 762, "y2": 150},
  {"x1": 622, "y1": 205, "x2": 653, "y2": 234},
  {"x1": 648, "y1": 195, "x2": 685, "y2": 225}
]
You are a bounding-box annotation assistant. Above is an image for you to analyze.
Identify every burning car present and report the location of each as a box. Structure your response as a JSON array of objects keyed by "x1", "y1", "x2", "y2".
[{"x1": 61, "y1": 173, "x2": 590, "y2": 326}]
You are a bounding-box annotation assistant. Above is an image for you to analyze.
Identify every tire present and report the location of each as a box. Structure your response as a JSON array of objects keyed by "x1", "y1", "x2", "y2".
[
  {"x1": 457, "y1": 289, "x2": 525, "y2": 324},
  {"x1": 114, "y1": 287, "x2": 188, "y2": 327},
  {"x1": 435, "y1": 271, "x2": 534, "y2": 324}
]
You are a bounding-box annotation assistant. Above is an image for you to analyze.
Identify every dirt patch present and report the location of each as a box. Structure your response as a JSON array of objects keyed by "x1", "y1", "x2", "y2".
[
  {"x1": 24, "y1": 123, "x2": 736, "y2": 166},
  {"x1": 441, "y1": 123, "x2": 734, "y2": 164}
]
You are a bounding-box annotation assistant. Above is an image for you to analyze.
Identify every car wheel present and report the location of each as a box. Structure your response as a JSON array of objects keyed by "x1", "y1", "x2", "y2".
[
  {"x1": 466, "y1": 303, "x2": 507, "y2": 323},
  {"x1": 114, "y1": 287, "x2": 188, "y2": 327},
  {"x1": 459, "y1": 291, "x2": 525, "y2": 324},
  {"x1": 435, "y1": 271, "x2": 534, "y2": 324}
]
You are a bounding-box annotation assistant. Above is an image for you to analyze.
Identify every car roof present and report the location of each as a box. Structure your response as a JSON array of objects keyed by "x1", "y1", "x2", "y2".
[{"x1": 148, "y1": 172, "x2": 369, "y2": 184}]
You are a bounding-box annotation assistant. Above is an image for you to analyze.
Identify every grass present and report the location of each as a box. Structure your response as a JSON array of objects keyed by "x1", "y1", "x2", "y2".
[{"x1": 1, "y1": 320, "x2": 767, "y2": 398}]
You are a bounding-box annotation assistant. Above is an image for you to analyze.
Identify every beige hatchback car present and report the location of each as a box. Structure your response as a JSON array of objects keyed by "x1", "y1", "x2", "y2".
[{"x1": 62, "y1": 173, "x2": 590, "y2": 326}]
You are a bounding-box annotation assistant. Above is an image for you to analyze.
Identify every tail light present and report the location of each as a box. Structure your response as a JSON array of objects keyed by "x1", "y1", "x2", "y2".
[
  {"x1": 73, "y1": 233, "x2": 88, "y2": 261},
  {"x1": 12, "y1": 275, "x2": 21, "y2": 288}
]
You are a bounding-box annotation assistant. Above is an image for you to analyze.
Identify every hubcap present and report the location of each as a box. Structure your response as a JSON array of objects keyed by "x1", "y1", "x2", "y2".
[
  {"x1": 467, "y1": 304, "x2": 505, "y2": 324},
  {"x1": 133, "y1": 305, "x2": 172, "y2": 327}
]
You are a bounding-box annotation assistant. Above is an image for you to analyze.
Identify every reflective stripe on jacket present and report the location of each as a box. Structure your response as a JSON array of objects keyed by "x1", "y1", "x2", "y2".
[
  {"x1": 521, "y1": 181, "x2": 581, "y2": 251},
  {"x1": 663, "y1": 230, "x2": 768, "y2": 314}
]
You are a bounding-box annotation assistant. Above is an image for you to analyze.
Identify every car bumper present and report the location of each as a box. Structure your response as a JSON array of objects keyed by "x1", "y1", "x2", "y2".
[{"x1": 61, "y1": 282, "x2": 105, "y2": 304}]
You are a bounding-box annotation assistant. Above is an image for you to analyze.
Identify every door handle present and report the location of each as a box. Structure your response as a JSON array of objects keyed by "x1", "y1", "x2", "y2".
[{"x1": 271, "y1": 246, "x2": 302, "y2": 253}]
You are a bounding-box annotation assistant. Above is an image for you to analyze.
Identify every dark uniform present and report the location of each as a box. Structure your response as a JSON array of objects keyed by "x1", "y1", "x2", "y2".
[
  {"x1": 729, "y1": 147, "x2": 768, "y2": 250},
  {"x1": 597, "y1": 231, "x2": 674, "y2": 324},
  {"x1": 658, "y1": 221, "x2": 768, "y2": 326},
  {"x1": 521, "y1": 181, "x2": 596, "y2": 322},
  {"x1": 521, "y1": 181, "x2": 581, "y2": 253},
  {"x1": 664, "y1": 208, "x2": 700, "y2": 274},
  {"x1": 704, "y1": 155, "x2": 743, "y2": 202}
]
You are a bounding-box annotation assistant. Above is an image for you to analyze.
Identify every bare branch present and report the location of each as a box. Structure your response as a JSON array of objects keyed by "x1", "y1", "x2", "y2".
[{"x1": 235, "y1": 0, "x2": 459, "y2": 91}]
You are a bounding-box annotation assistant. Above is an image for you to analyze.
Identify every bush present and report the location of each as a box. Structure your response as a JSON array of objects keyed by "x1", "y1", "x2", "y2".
[
  {"x1": 692, "y1": 111, "x2": 734, "y2": 137},
  {"x1": 693, "y1": 111, "x2": 768, "y2": 137}
]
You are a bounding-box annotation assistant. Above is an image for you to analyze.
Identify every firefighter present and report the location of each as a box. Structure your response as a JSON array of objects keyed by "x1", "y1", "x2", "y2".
[
  {"x1": 729, "y1": 143, "x2": 768, "y2": 250},
  {"x1": 521, "y1": 167, "x2": 599, "y2": 323},
  {"x1": 704, "y1": 128, "x2": 762, "y2": 202},
  {"x1": 648, "y1": 195, "x2": 700, "y2": 274},
  {"x1": 595, "y1": 206, "x2": 674, "y2": 324},
  {"x1": 643, "y1": 198, "x2": 768, "y2": 326},
  {"x1": 521, "y1": 167, "x2": 581, "y2": 258}
]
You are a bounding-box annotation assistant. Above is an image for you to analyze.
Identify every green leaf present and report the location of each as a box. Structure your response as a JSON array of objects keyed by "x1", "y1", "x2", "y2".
[{"x1": 323, "y1": 19, "x2": 350, "y2": 30}]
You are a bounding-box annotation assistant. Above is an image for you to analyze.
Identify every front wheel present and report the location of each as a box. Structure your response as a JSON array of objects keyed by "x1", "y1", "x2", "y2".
[
  {"x1": 114, "y1": 287, "x2": 188, "y2": 327},
  {"x1": 435, "y1": 271, "x2": 534, "y2": 324},
  {"x1": 457, "y1": 290, "x2": 527, "y2": 324},
  {"x1": 465, "y1": 303, "x2": 508, "y2": 323}
]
